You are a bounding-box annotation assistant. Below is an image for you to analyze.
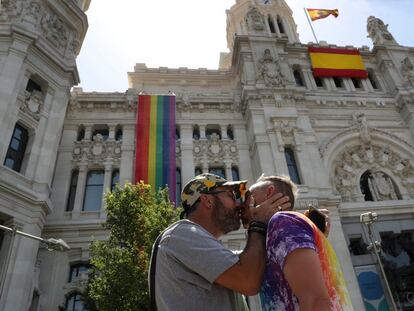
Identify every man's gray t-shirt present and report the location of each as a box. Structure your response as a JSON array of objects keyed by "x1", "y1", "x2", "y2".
[{"x1": 154, "y1": 219, "x2": 243, "y2": 311}]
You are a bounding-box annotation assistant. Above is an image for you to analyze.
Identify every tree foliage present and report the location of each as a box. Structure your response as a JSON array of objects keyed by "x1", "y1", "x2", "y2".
[{"x1": 84, "y1": 182, "x2": 180, "y2": 311}]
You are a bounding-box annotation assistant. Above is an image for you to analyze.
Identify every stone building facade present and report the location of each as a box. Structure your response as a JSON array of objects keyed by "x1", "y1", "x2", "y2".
[{"x1": 0, "y1": 0, "x2": 413, "y2": 310}]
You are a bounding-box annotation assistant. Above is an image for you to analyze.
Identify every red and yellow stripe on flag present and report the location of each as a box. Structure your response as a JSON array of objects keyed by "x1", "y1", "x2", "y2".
[
  {"x1": 134, "y1": 94, "x2": 176, "y2": 203},
  {"x1": 309, "y1": 47, "x2": 368, "y2": 78},
  {"x1": 306, "y1": 8, "x2": 339, "y2": 22}
]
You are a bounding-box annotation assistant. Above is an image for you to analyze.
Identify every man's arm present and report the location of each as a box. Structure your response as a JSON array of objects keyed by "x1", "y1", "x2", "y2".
[
  {"x1": 215, "y1": 193, "x2": 288, "y2": 296},
  {"x1": 283, "y1": 248, "x2": 331, "y2": 311}
]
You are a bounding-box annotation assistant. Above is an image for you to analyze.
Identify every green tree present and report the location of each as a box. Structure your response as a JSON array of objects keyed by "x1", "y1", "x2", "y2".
[{"x1": 84, "y1": 182, "x2": 180, "y2": 311}]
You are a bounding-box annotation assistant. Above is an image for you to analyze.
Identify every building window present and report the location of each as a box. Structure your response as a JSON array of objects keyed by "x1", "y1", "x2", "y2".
[
  {"x1": 115, "y1": 126, "x2": 123, "y2": 141},
  {"x1": 66, "y1": 170, "x2": 79, "y2": 211},
  {"x1": 195, "y1": 167, "x2": 202, "y2": 176},
  {"x1": 348, "y1": 235, "x2": 368, "y2": 255},
  {"x1": 92, "y1": 126, "x2": 109, "y2": 141},
  {"x1": 77, "y1": 126, "x2": 85, "y2": 141},
  {"x1": 333, "y1": 77, "x2": 343, "y2": 88},
  {"x1": 277, "y1": 16, "x2": 285, "y2": 34},
  {"x1": 4, "y1": 123, "x2": 29, "y2": 172},
  {"x1": 83, "y1": 170, "x2": 104, "y2": 211},
  {"x1": 314, "y1": 76, "x2": 324, "y2": 88},
  {"x1": 293, "y1": 68, "x2": 304, "y2": 86},
  {"x1": 175, "y1": 125, "x2": 180, "y2": 140},
  {"x1": 205, "y1": 125, "x2": 221, "y2": 140},
  {"x1": 209, "y1": 167, "x2": 225, "y2": 179},
  {"x1": 227, "y1": 125, "x2": 234, "y2": 140},
  {"x1": 351, "y1": 77, "x2": 362, "y2": 89},
  {"x1": 360, "y1": 170, "x2": 401, "y2": 201},
  {"x1": 65, "y1": 292, "x2": 86, "y2": 311},
  {"x1": 69, "y1": 263, "x2": 91, "y2": 283},
  {"x1": 193, "y1": 125, "x2": 200, "y2": 140},
  {"x1": 367, "y1": 71, "x2": 379, "y2": 90},
  {"x1": 176, "y1": 168, "x2": 181, "y2": 204},
  {"x1": 268, "y1": 16, "x2": 276, "y2": 33},
  {"x1": 284, "y1": 147, "x2": 301, "y2": 184},
  {"x1": 26, "y1": 79, "x2": 42, "y2": 93},
  {"x1": 231, "y1": 166, "x2": 240, "y2": 181},
  {"x1": 111, "y1": 169, "x2": 119, "y2": 191}
]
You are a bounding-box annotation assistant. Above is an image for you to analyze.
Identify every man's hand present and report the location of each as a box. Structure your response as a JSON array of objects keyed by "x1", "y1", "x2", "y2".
[{"x1": 249, "y1": 193, "x2": 291, "y2": 224}]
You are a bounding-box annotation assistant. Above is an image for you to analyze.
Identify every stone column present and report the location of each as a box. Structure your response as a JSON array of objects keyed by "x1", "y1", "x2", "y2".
[
  {"x1": 72, "y1": 163, "x2": 88, "y2": 219},
  {"x1": 224, "y1": 160, "x2": 233, "y2": 181},
  {"x1": 302, "y1": 69, "x2": 315, "y2": 91},
  {"x1": 119, "y1": 124, "x2": 134, "y2": 185},
  {"x1": 220, "y1": 125, "x2": 228, "y2": 139},
  {"x1": 233, "y1": 124, "x2": 253, "y2": 183},
  {"x1": 84, "y1": 124, "x2": 93, "y2": 141},
  {"x1": 199, "y1": 125, "x2": 206, "y2": 139},
  {"x1": 268, "y1": 130, "x2": 289, "y2": 176},
  {"x1": 101, "y1": 162, "x2": 113, "y2": 219},
  {"x1": 108, "y1": 124, "x2": 116, "y2": 140},
  {"x1": 179, "y1": 124, "x2": 195, "y2": 185}
]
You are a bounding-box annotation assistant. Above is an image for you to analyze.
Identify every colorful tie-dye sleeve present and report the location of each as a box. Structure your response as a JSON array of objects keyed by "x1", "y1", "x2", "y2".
[{"x1": 267, "y1": 212, "x2": 317, "y2": 269}]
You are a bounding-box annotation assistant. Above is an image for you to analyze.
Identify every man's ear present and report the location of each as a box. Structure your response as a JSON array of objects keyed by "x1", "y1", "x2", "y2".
[
  {"x1": 266, "y1": 185, "x2": 275, "y2": 198},
  {"x1": 200, "y1": 194, "x2": 213, "y2": 209}
]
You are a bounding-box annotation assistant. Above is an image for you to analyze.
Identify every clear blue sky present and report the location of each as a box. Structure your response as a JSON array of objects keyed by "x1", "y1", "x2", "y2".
[{"x1": 76, "y1": 0, "x2": 414, "y2": 92}]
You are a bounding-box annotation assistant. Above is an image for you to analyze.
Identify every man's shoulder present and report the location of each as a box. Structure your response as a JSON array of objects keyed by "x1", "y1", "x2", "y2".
[{"x1": 161, "y1": 220, "x2": 213, "y2": 243}]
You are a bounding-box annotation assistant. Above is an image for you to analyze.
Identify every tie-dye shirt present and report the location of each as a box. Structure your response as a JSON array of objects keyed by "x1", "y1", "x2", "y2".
[{"x1": 260, "y1": 212, "x2": 351, "y2": 311}]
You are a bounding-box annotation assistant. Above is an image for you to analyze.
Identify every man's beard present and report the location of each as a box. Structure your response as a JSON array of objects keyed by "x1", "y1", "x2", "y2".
[{"x1": 212, "y1": 197, "x2": 241, "y2": 234}]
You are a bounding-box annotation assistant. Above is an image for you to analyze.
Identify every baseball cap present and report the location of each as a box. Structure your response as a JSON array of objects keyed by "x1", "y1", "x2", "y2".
[{"x1": 180, "y1": 173, "x2": 247, "y2": 218}]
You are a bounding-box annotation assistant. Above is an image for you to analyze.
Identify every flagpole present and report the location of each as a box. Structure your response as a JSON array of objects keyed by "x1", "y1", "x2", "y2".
[{"x1": 304, "y1": 8, "x2": 319, "y2": 44}]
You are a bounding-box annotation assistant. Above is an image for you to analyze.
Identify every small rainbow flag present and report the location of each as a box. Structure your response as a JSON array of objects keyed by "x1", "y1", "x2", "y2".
[{"x1": 134, "y1": 94, "x2": 176, "y2": 203}]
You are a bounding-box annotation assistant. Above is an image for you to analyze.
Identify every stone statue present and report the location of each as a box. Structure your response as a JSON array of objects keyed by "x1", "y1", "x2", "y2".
[
  {"x1": 401, "y1": 57, "x2": 414, "y2": 86},
  {"x1": 368, "y1": 171, "x2": 398, "y2": 201},
  {"x1": 245, "y1": 7, "x2": 265, "y2": 31},
  {"x1": 257, "y1": 49, "x2": 287, "y2": 87},
  {"x1": 352, "y1": 112, "x2": 370, "y2": 144},
  {"x1": 367, "y1": 16, "x2": 396, "y2": 45}
]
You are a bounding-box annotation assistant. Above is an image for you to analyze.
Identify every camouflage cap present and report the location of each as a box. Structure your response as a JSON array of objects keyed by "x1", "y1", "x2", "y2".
[{"x1": 181, "y1": 173, "x2": 248, "y2": 213}]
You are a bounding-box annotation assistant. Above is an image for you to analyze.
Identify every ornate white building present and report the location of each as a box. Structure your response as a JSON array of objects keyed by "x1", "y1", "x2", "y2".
[{"x1": 0, "y1": 0, "x2": 413, "y2": 310}]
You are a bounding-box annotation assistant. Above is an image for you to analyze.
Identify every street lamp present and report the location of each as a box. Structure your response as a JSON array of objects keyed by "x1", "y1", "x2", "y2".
[
  {"x1": 0, "y1": 224, "x2": 70, "y2": 304},
  {"x1": 360, "y1": 212, "x2": 398, "y2": 311}
]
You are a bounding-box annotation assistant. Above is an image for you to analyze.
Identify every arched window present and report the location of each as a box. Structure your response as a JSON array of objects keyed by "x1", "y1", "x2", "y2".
[
  {"x1": 231, "y1": 166, "x2": 240, "y2": 181},
  {"x1": 77, "y1": 126, "x2": 85, "y2": 141},
  {"x1": 227, "y1": 125, "x2": 234, "y2": 140},
  {"x1": 4, "y1": 123, "x2": 29, "y2": 172},
  {"x1": 65, "y1": 292, "x2": 86, "y2": 311},
  {"x1": 277, "y1": 16, "x2": 285, "y2": 34},
  {"x1": 293, "y1": 68, "x2": 304, "y2": 87},
  {"x1": 268, "y1": 16, "x2": 276, "y2": 33},
  {"x1": 115, "y1": 126, "x2": 123, "y2": 141},
  {"x1": 205, "y1": 125, "x2": 221, "y2": 140},
  {"x1": 176, "y1": 168, "x2": 182, "y2": 204},
  {"x1": 209, "y1": 167, "x2": 225, "y2": 179},
  {"x1": 66, "y1": 170, "x2": 79, "y2": 211},
  {"x1": 111, "y1": 169, "x2": 120, "y2": 191},
  {"x1": 193, "y1": 125, "x2": 200, "y2": 140},
  {"x1": 83, "y1": 170, "x2": 104, "y2": 211},
  {"x1": 92, "y1": 125, "x2": 109, "y2": 141},
  {"x1": 284, "y1": 147, "x2": 301, "y2": 184}
]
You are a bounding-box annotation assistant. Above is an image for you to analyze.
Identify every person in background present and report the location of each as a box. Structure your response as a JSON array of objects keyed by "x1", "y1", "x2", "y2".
[{"x1": 241, "y1": 175, "x2": 351, "y2": 311}]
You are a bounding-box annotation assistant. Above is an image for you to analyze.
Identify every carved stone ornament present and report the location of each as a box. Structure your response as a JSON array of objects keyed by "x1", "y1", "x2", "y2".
[
  {"x1": 350, "y1": 112, "x2": 370, "y2": 144},
  {"x1": 332, "y1": 143, "x2": 414, "y2": 201},
  {"x1": 41, "y1": 12, "x2": 68, "y2": 50},
  {"x1": 245, "y1": 7, "x2": 266, "y2": 31},
  {"x1": 21, "y1": 90, "x2": 43, "y2": 120},
  {"x1": 401, "y1": 57, "x2": 414, "y2": 86},
  {"x1": 257, "y1": 49, "x2": 287, "y2": 87},
  {"x1": 1, "y1": 0, "x2": 24, "y2": 17},
  {"x1": 193, "y1": 134, "x2": 239, "y2": 167},
  {"x1": 22, "y1": 1, "x2": 41, "y2": 25},
  {"x1": 367, "y1": 16, "x2": 396, "y2": 45},
  {"x1": 72, "y1": 134, "x2": 122, "y2": 164}
]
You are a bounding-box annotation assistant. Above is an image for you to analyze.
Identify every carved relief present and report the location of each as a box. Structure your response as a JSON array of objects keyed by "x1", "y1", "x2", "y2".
[
  {"x1": 72, "y1": 134, "x2": 122, "y2": 164},
  {"x1": 401, "y1": 57, "x2": 414, "y2": 86},
  {"x1": 41, "y1": 12, "x2": 68, "y2": 50},
  {"x1": 20, "y1": 90, "x2": 43, "y2": 120},
  {"x1": 193, "y1": 133, "x2": 239, "y2": 167},
  {"x1": 367, "y1": 16, "x2": 396, "y2": 45},
  {"x1": 22, "y1": 1, "x2": 41, "y2": 24},
  {"x1": 332, "y1": 143, "x2": 414, "y2": 201},
  {"x1": 245, "y1": 7, "x2": 266, "y2": 31},
  {"x1": 257, "y1": 49, "x2": 287, "y2": 87},
  {"x1": 350, "y1": 112, "x2": 370, "y2": 144}
]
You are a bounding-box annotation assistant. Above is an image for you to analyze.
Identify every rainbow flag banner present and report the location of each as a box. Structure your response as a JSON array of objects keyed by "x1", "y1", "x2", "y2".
[
  {"x1": 309, "y1": 47, "x2": 368, "y2": 78},
  {"x1": 306, "y1": 8, "x2": 339, "y2": 22},
  {"x1": 134, "y1": 94, "x2": 176, "y2": 203}
]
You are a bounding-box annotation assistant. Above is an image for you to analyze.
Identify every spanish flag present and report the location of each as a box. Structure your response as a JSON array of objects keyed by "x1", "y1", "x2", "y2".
[
  {"x1": 309, "y1": 47, "x2": 368, "y2": 78},
  {"x1": 307, "y1": 8, "x2": 339, "y2": 21}
]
